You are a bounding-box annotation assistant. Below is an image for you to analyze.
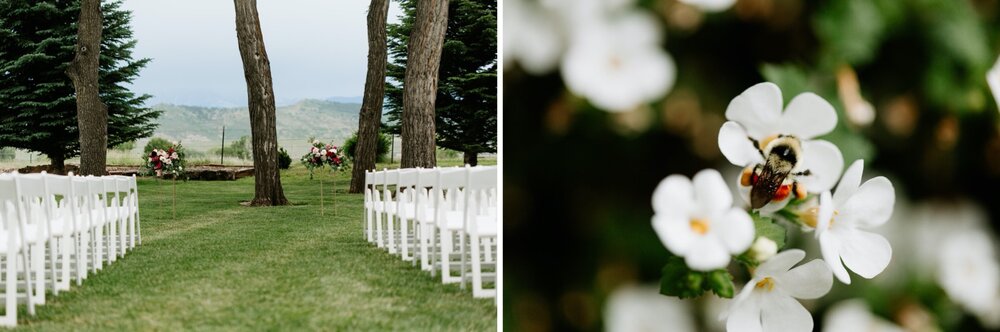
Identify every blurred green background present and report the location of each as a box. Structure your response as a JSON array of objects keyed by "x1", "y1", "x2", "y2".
[{"x1": 504, "y1": 0, "x2": 1000, "y2": 330}]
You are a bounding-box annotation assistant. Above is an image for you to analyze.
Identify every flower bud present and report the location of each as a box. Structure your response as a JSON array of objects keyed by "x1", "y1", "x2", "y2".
[{"x1": 749, "y1": 237, "x2": 777, "y2": 262}]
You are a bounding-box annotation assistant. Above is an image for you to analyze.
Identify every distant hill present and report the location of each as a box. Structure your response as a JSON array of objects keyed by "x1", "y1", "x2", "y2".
[{"x1": 148, "y1": 99, "x2": 360, "y2": 153}]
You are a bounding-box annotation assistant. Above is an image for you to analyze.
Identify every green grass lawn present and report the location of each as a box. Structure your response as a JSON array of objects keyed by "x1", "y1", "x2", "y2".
[{"x1": 14, "y1": 161, "x2": 496, "y2": 331}]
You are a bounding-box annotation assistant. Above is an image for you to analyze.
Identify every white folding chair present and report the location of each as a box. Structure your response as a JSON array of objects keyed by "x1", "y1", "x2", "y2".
[
  {"x1": 102, "y1": 178, "x2": 121, "y2": 263},
  {"x1": 364, "y1": 170, "x2": 375, "y2": 243},
  {"x1": 130, "y1": 174, "x2": 141, "y2": 248},
  {"x1": 40, "y1": 173, "x2": 82, "y2": 292},
  {"x1": 69, "y1": 176, "x2": 92, "y2": 284},
  {"x1": 0, "y1": 175, "x2": 36, "y2": 324},
  {"x1": 85, "y1": 177, "x2": 108, "y2": 272},
  {"x1": 412, "y1": 167, "x2": 438, "y2": 271},
  {"x1": 12, "y1": 174, "x2": 51, "y2": 306},
  {"x1": 382, "y1": 169, "x2": 400, "y2": 254},
  {"x1": 112, "y1": 176, "x2": 133, "y2": 257},
  {"x1": 462, "y1": 166, "x2": 498, "y2": 298},
  {"x1": 371, "y1": 170, "x2": 388, "y2": 249},
  {"x1": 434, "y1": 167, "x2": 466, "y2": 284},
  {"x1": 395, "y1": 169, "x2": 419, "y2": 261}
]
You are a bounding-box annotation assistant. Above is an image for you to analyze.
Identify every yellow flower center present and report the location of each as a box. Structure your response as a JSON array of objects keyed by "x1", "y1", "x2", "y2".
[
  {"x1": 800, "y1": 207, "x2": 837, "y2": 228},
  {"x1": 755, "y1": 277, "x2": 775, "y2": 291},
  {"x1": 689, "y1": 218, "x2": 710, "y2": 235}
]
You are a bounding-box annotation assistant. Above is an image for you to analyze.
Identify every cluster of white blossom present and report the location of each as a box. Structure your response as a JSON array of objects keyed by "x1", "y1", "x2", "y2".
[
  {"x1": 505, "y1": 0, "x2": 676, "y2": 111},
  {"x1": 650, "y1": 83, "x2": 895, "y2": 331}
]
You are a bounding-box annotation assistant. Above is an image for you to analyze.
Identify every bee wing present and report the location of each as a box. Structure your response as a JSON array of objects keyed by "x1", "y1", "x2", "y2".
[{"x1": 750, "y1": 162, "x2": 790, "y2": 209}]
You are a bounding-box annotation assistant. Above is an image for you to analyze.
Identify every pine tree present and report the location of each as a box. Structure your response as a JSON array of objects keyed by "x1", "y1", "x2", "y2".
[
  {"x1": 0, "y1": 0, "x2": 159, "y2": 172},
  {"x1": 385, "y1": 0, "x2": 497, "y2": 166}
]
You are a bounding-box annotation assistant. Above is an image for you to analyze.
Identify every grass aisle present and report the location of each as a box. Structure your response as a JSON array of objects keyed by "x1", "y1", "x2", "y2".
[{"x1": 17, "y1": 164, "x2": 496, "y2": 331}]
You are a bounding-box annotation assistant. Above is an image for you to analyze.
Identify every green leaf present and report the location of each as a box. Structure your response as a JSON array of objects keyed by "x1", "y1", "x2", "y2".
[
  {"x1": 707, "y1": 270, "x2": 736, "y2": 298},
  {"x1": 659, "y1": 256, "x2": 706, "y2": 299},
  {"x1": 752, "y1": 212, "x2": 786, "y2": 250}
]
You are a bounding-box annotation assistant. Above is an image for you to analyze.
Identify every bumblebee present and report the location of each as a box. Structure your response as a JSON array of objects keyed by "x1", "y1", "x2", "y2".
[{"x1": 740, "y1": 134, "x2": 810, "y2": 209}]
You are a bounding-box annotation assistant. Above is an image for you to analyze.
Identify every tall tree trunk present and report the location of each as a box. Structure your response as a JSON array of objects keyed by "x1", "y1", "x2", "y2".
[
  {"x1": 400, "y1": 0, "x2": 449, "y2": 168},
  {"x1": 463, "y1": 151, "x2": 478, "y2": 166},
  {"x1": 349, "y1": 0, "x2": 391, "y2": 194},
  {"x1": 234, "y1": 0, "x2": 288, "y2": 206},
  {"x1": 66, "y1": 0, "x2": 107, "y2": 176},
  {"x1": 49, "y1": 154, "x2": 66, "y2": 175}
]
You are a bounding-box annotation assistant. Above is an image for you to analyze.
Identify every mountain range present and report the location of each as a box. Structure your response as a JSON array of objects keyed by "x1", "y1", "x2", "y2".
[{"x1": 147, "y1": 99, "x2": 361, "y2": 153}]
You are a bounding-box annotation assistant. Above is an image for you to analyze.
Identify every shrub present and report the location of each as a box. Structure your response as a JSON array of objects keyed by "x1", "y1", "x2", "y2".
[
  {"x1": 112, "y1": 140, "x2": 136, "y2": 152},
  {"x1": 278, "y1": 147, "x2": 292, "y2": 169},
  {"x1": 143, "y1": 137, "x2": 175, "y2": 155},
  {"x1": 0, "y1": 147, "x2": 14, "y2": 161},
  {"x1": 342, "y1": 131, "x2": 392, "y2": 162},
  {"x1": 209, "y1": 135, "x2": 252, "y2": 160}
]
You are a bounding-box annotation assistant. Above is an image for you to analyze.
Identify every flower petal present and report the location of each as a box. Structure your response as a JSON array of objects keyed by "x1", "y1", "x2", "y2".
[
  {"x1": 726, "y1": 292, "x2": 764, "y2": 332},
  {"x1": 779, "y1": 92, "x2": 837, "y2": 139},
  {"x1": 725, "y1": 82, "x2": 783, "y2": 139},
  {"x1": 719, "y1": 121, "x2": 764, "y2": 167},
  {"x1": 775, "y1": 259, "x2": 833, "y2": 300},
  {"x1": 715, "y1": 208, "x2": 755, "y2": 254},
  {"x1": 833, "y1": 160, "x2": 864, "y2": 207},
  {"x1": 653, "y1": 213, "x2": 691, "y2": 256},
  {"x1": 761, "y1": 292, "x2": 814, "y2": 332},
  {"x1": 693, "y1": 169, "x2": 733, "y2": 215},
  {"x1": 839, "y1": 229, "x2": 892, "y2": 279},
  {"x1": 816, "y1": 191, "x2": 834, "y2": 238},
  {"x1": 756, "y1": 249, "x2": 805, "y2": 277},
  {"x1": 794, "y1": 140, "x2": 844, "y2": 193},
  {"x1": 685, "y1": 236, "x2": 731, "y2": 271},
  {"x1": 653, "y1": 214, "x2": 696, "y2": 256},
  {"x1": 840, "y1": 176, "x2": 895, "y2": 228},
  {"x1": 651, "y1": 175, "x2": 694, "y2": 216},
  {"x1": 820, "y1": 230, "x2": 852, "y2": 284}
]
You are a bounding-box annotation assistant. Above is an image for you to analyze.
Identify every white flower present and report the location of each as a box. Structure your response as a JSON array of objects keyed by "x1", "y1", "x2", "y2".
[
  {"x1": 651, "y1": 169, "x2": 754, "y2": 271},
  {"x1": 822, "y1": 299, "x2": 903, "y2": 332},
  {"x1": 988, "y1": 55, "x2": 1000, "y2": 113},
  {"x1": 938, "y1": 229, "x2": 1000, "y2": 318},
  {"x1": 678, "y1": 0, "x2": 737, "y2": 12},
  {"x1": 723, "y1": 249, "x2": 833, "y2": 332},
  {"x1": 504, "y1": 0, "x2": 563, "y2": 75},
  {"x1": 749, "y1": 237, "x2": 778, "y2": 262},
  {"x1": 718, "y1": 82, "x2": 844, "y2": 213},
  {"x1": 178, "y1": 166, "x2": 183, "y2": 171},
  {"x1": 604, "y1": 285, "x2": 695, "y2": 332},
  {"x1": 813, "y1": 160, "x2": 893, "y2": 284},
  {"x1": 171, "y1": 152, "x2": 178, "y2": 159},
  {"x1": 561, "y1": 10, "x2": 675, "y2": 112},
  {"x1": 164, "y1": 158, "x2": 172, "y2": 165}
]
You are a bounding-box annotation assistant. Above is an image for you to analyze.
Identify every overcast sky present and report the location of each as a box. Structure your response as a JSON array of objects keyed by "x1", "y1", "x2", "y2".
[{"x1": 121, "y1": 1, "x2": 402, "y2": 107}]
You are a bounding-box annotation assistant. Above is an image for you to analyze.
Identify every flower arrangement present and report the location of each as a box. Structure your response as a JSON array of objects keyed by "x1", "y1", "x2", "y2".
[
  {"x1": 143, "y1": 143, "x2": 185, "y2": 178},
  {"x1": 301, "y1": 139, "x2": 348, "y2": 179},
  {"x1": 651, "y1": 83, "x2": 896, "y2": 331}
]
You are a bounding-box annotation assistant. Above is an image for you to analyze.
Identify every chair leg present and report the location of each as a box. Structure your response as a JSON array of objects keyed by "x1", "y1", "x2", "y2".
[
  {"x1": 56, "y1": 236, "x2": 71, "y2": 292},
  {"x1": 31, "y1": 243, "x2": 45, "y2": 305},
  {"x1": 76, "y1": 232, "x2": 86, "y2": 285},
  {"x1": 459, "y1": 232, "x2": 467, "y2": 290},
  {"x1": 375, "y1": 209, "x2": 384, "y2": 248},
  {"x1": 0, "y1": 254, "x2": 16, "y2": 326},
  {"x1": 48, "y1": 237, "x2": 59, "y2": 295},
  {"x1": 400, "y1": 216, "x2": 410, "y2": 260},
  {"x1": 387, "y1": 214, "x2": 397, "y2": 254},
  {"x1": 470, "y1": 235, "x2": 484, "y2": 297},
  {"x1": 21, "y1": 251, "x2": 34, "y2": 316}
]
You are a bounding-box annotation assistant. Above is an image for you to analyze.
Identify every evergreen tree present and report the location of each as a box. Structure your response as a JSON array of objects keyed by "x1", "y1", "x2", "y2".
[
  {"x1": 0, "y1": 0, "x2": 159, "y2": 171},
  {"x1": 385, "y1": 0, "x2": 497, "y2": 165}
]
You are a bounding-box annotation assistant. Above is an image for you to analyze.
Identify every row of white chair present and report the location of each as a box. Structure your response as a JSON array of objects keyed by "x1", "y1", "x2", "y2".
[
  {"x1": 364, "y1": 165, "x2": 498, "y2": 298},
  {"x1": 0, "y1": 172, "x2": 141, "y2": 326}
]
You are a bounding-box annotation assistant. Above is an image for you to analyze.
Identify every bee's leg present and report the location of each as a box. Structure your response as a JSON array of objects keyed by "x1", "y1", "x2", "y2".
[{"x1": 747, "y1": 137, "x2": 765, "y2": 158}]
